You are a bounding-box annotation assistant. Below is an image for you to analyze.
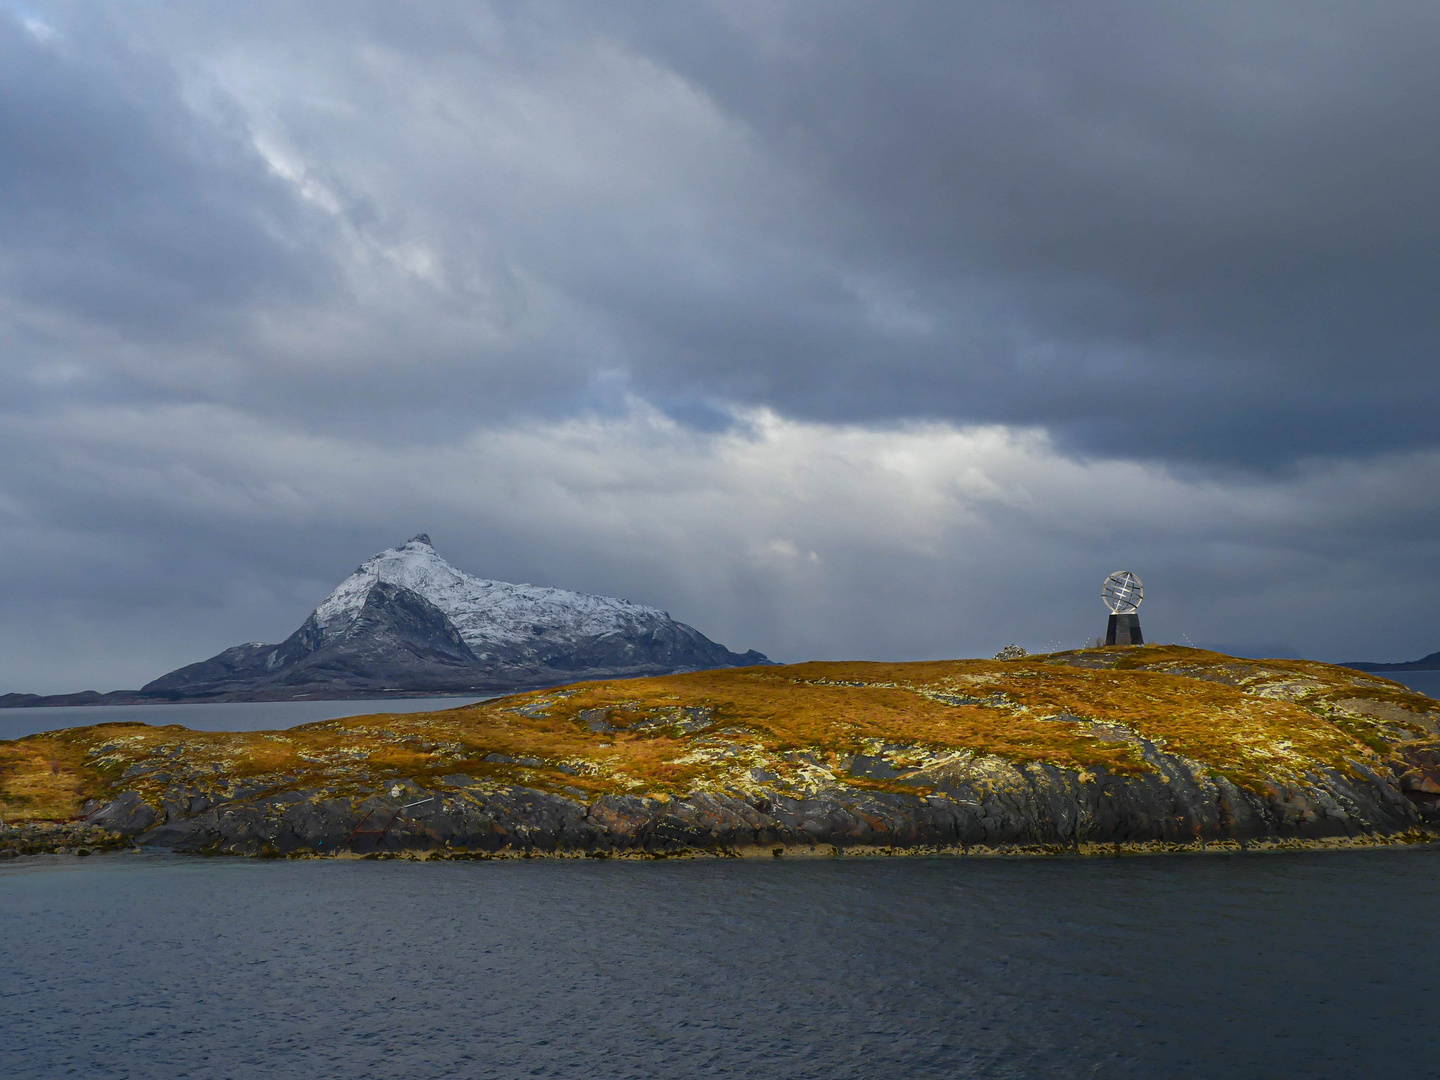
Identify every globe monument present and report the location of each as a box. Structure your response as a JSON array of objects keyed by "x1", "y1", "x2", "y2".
[{"x1": 1102, "y1": 570, "x2": 1144, "y2": 646}]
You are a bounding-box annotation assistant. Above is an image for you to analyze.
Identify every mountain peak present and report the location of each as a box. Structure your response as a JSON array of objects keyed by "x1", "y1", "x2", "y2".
[
  {"x1": 315, "y1": 536, "x2": 677, "y2": 649},
  {"x1": 140, "y1": 538, "x2": 771, "y2": 701}
]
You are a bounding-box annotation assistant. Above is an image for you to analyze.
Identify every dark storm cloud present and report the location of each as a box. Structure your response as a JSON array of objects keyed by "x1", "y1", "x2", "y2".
[
  {"x1": 10, "y1": 2, "x2": 1440, "y2": 462},
  {"x1": 0, "y1": 14, "x2": 327, "y2": 340},
  {"x1": 566, "y1": 1, "x2": 1440, "y2": 462},
  {"x1": 0, "y1": 5, "x2": 587, "y2": 438},
  {"x1": 1, "y1": 1, "x2": 1438, "y2": 692}
]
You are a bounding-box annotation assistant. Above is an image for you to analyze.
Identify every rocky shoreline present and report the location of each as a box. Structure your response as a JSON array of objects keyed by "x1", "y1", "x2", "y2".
[
  {"x1": 58, "y1": 743, "x2": 1440, "y2": 860},
  {"x1": 0, "y1": 821, "x2": 133, "y2": 859},
  {"x1": 8, "y1": 825, "x2": 1440, "y2": 863},
  {"x1": 5, "y1": 647, "x2": 1440, "y2": 863}
]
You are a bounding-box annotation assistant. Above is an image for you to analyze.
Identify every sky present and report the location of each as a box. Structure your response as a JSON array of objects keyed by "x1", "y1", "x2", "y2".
[{"x1": 3, "y1": 1, "x2": 1439, "y2": 693}]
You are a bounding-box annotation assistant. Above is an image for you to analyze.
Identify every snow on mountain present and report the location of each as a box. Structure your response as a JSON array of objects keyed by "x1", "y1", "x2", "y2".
[
  {"x1": 135, "y1": 534, "x2": 769, "y2": 701},
  {"x1": 311, "y1": 534, "x2": 672, "y2": 653}
]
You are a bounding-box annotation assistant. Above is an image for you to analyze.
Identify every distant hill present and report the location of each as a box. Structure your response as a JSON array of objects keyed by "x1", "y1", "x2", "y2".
[
  {"x1": 1343, "y1": 650, "x2": 1440, "y2": 673},
  {"x1": 3, "y1": 535, "x2": 769, "y2": 706}
]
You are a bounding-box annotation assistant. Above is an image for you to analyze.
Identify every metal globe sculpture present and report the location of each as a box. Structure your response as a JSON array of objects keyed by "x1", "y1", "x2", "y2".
[
  {"x1": 1102, "y1": 571, "x2": 1143, "y2": 615},
  {"x1": 1101, "y1": 570, "x2": 1145, "y2": 646}
]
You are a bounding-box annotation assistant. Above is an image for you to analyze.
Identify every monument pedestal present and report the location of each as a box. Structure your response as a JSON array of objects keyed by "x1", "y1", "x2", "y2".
[{"x1": 1106, "y1": 613, "x2": 1144, "y2": 646}]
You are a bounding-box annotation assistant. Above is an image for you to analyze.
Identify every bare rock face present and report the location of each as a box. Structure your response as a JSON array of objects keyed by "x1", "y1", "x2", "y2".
[
  {"x1": 138, "y1": 536, "x2": 768, "y2": 700},
  {"x1": 1386, "y1": 740, "x2": 1440, "y2": 798},
  {"x1": 82, "y1": 791, "x2": 160, "y2": 834},
  {"x1": 71, "y1": 752, "x2": 1440, "y2": 860}
]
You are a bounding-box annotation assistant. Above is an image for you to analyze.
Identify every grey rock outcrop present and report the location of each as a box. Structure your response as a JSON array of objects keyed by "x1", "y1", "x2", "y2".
[{"x1": 79, "y1": 744, "x2": 1439, "y2": 859}]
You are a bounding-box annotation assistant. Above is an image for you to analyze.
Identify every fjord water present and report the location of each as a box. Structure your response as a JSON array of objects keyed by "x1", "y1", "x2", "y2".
[
  {"x1": 1390, "y1": 669, "x2": 1440, "y2": 698},
  {"x1": 5, "y1": 849, "x2": 1440, "y2": 1079},
  {"x1": 0, "y1": 695, "x2": 492, "y2": 742}
]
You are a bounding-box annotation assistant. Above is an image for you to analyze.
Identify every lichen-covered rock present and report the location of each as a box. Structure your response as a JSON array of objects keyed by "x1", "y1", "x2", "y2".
[
  {"x1": 83, "y1": 790, "x2": 159, "y2": 834},
  {"x1": 6, "y1": 647, "x2": 1440, "y2": 858}
]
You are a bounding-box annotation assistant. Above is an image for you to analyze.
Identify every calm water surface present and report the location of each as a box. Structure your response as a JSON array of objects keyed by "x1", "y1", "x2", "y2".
[
  {"x1": 0, "y1": 696, "x2": 493, "y2": 742},
  {"x1": 1389, "y1": 669, "x2": 1440, "y2": 698},
  {"x1": 4, "y1": 848, "x2": 1440, "y2": 1079}
]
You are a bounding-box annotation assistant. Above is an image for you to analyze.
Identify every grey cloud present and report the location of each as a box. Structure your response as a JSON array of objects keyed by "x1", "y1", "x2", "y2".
[
  {"x1": 1, "y1": 2, "x2": 1438, "y2": 691},
  {"x1": 0, "y1": 14, "x2": 328, "y2": 339},
  {"x1": 561, "y1": 1, "x2": 1440, "y2": 460},
  {"x1": 15, "y1": 1, "x2": 1439, "y2": 462}
]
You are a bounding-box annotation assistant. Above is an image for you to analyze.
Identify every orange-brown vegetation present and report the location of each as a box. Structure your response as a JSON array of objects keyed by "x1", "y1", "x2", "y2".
[{"x1": 2, "y1": 647, "x2": 1436, "y2": 823}]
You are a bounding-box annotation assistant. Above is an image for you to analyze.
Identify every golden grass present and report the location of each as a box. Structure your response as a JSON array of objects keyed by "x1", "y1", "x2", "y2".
[
  {"x1": 527, "y1": 671, "x2": 1153, "y2": 776},
  {"x1": 0, "y1": 736, "x2": 99, "y2": 820},
  {"x1": 2, "y1": 648, "x2": 1436, "y2": 821}
]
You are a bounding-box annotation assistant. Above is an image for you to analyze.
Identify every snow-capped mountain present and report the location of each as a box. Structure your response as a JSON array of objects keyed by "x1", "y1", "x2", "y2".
[
  {"x1": 314, "y1": 535, "x2": 679, "y2": 658},
  {"x1": 141, "y1": 535, "x2": 769, "y2": 700}
]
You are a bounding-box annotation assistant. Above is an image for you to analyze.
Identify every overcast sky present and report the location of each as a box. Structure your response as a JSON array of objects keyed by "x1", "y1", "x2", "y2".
[{"x1": 3, "y1": 1, "x2": 1439, "y2": 692}]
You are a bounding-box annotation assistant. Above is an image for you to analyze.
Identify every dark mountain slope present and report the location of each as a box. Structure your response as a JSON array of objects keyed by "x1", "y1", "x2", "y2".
[
  {"x1": 1344, "y1": 649, "x2": 1440, "y2": 673},
  {"x1": 143, "y1": 581, "x2": 488, "y2": 700}
]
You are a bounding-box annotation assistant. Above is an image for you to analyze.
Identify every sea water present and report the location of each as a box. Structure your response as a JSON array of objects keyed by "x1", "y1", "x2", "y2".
[
  {"x1": 0, "y1": 696, "x2": 493, "y2": 742},
  {"x1": 4, "y1": 847, "x2": 1440, "y2": 1078},
  {"x1": 1388, "y1": 669, "x2": 1440, "y2": 699}
]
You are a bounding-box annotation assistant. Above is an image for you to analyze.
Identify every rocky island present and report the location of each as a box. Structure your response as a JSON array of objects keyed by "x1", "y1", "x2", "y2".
[{"x1": 4, "y1": 646, "x2": 1440, "y2": 860}]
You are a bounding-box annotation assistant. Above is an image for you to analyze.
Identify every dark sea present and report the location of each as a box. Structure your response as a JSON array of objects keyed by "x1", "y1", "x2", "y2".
[
  {"x1": 5, "y1": 847, "x2": 1440, "y2": 1079},
  {"x1": 1389, "y1": 669, "x2": 1440, "y2": 699},
  {"x1": 4, "y1": 674, "x2": 1440, "y2": 1078}
]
